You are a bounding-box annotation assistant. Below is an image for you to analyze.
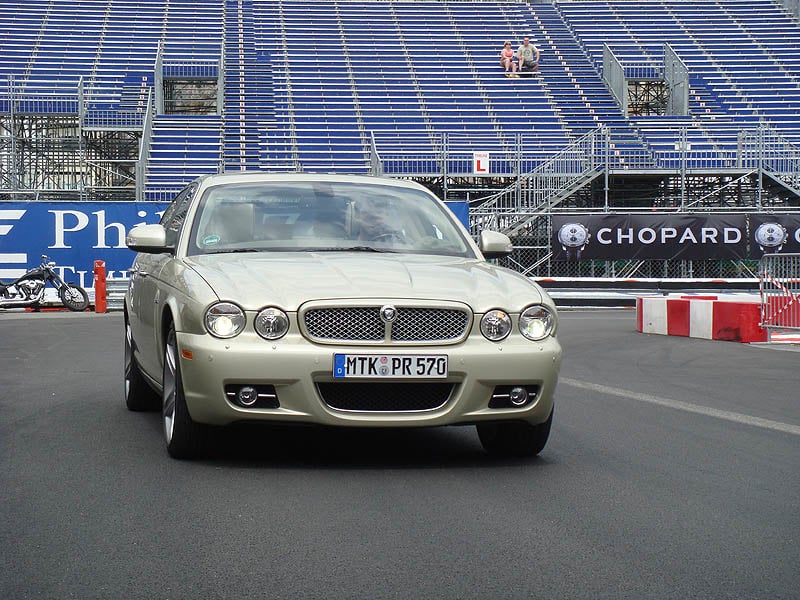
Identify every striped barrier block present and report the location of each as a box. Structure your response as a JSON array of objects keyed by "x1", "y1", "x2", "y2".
[{"x1": 636, "y1": 295, "x2": 767, "y2": 343}]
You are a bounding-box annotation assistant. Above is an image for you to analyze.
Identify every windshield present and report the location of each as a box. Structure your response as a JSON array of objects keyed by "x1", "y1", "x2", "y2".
[{"x1": 187, "y1": 181, "x2": 475, "y2": 258}]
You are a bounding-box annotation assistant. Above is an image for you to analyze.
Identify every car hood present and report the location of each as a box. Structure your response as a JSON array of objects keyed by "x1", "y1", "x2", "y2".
[{"x1": 185, "y1": 252, "x2": 545, "y2": 312}]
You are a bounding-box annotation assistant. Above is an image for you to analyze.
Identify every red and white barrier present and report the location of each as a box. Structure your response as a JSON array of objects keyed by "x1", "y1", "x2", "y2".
[{"x1": 636, "y1": 294, "x2": 767, "y2": 343}]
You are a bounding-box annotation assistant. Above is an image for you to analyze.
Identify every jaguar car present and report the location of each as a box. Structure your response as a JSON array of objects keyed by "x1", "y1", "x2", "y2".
[{"x1": 124, "y1": 173, "x2": 562, "y2": 459}]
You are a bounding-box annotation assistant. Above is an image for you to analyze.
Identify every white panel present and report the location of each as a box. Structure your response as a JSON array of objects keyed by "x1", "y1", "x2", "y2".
[
  {"x1": 689, "y1": 300, "x2": 714, "y2": 339},
  {"x1": 641, "y1": 297, "x2": 668, "y2": 335}
]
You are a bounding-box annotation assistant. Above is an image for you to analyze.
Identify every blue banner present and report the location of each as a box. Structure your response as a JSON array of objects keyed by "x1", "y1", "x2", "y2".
[
  {"x1": 0, "y1": 202, "x2": 169, "y2": 288},
  {"x1": 444, "y1": 201, "x2": 469, "y2": 230}
]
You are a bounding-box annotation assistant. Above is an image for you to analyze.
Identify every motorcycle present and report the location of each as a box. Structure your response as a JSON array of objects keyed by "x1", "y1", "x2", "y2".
[{"x1": 0, "y1": 254, "x2": 90, "y2": 311}]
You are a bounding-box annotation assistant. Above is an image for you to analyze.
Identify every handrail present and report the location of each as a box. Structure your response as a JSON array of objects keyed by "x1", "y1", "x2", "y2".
[
  {"x1": 739, "y1": 126, "x2": 800, "y2": 200},
  {"x1": 472, "y1": 126, "x2": 607, "y2": 214},
  {"x1": 136, "y1": 90, "x2": 154, "y2": 202},
  {"x1": 664, "y1": 43, "x2": 689, "y2": 116},
  {"x1": 368, "y1": 131, "x2": 383, "y2": 176}
]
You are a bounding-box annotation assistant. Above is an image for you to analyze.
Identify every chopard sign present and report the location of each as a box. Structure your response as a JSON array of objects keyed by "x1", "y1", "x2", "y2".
[{"x1": 552, "y1": 213, "x2": 800, "y2": 260}]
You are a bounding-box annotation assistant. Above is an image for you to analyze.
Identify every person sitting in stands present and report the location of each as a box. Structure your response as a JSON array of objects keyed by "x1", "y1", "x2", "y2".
[
  {"x1": 499, "y1": 41, "x2": 518, "y2": 78},
  {"x1": 517, "y1": 36, "x2": 540, "y2": 74}
]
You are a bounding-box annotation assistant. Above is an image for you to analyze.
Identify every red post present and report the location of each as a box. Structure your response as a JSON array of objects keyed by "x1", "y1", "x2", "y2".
[{"x1": 93, "y1": 259, "x2": 107, "y2": 313}]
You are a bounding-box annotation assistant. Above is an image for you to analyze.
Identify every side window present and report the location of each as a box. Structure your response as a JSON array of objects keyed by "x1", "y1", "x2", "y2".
[{"x1": 160, "y1": 184, "x2": 197, "y2": 248}]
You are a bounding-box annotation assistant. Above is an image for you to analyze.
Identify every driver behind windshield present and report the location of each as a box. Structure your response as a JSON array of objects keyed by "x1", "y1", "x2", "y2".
[{"x1": 355, "y1": 199, "x2": 403, "y2": 243}]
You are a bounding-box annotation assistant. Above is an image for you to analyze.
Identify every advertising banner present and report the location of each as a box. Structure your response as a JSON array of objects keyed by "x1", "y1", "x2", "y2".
[
  {"x1": 0, "y1": 202, "x2": 169, "y2": 288},
  {"x1": 553, "y1": 213, "x2": 800, "y2": 261},
  {"x1": 749, "y1": 214, "x2": 800, "y2": 258}
]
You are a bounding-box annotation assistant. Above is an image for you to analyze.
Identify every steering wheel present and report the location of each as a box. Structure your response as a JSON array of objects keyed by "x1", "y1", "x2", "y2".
[{"x1": 370, "y1": 230, "x2": 407, "y2": 243}]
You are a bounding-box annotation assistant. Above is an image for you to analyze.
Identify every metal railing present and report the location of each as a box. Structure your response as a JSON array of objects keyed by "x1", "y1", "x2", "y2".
[
  {"x1": 3, "y1": 75, "x2": 79, "y2": 115},
  {"x1": 759, "y1": 253, "x2": 800, "y2": 340},
  {"x1": 603, "y1": 44, "x2": 628, "y2": 113},
  {"x1": 739, "y1": 127, "x2": 800, "y2": 198},
  {"x1": 471, "y1": 127, "x2": 607, "y2": 214},
  {"x1": 135, "y1": 90, "x2": 154, "y2": 202},
  {"x1": 664, "y1": 44, "x2": 689, "y2": 116}
]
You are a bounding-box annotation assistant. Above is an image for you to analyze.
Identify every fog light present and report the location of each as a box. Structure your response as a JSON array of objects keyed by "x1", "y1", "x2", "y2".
[
  {"x1": 237, "y1": 386, "x2": 258, "y2": 407},
  {"x1": 509, "y1": 386, "x2": 529, "y2": 407}
]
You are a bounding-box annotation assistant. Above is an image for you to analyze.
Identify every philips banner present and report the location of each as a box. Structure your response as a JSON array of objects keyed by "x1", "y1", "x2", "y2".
[
  {"x1": 0, "y1": 202, "x2": 169, "y2": 287},
  {"x1": 553, "y1": 213, "x2": 800, "y2": 261}
]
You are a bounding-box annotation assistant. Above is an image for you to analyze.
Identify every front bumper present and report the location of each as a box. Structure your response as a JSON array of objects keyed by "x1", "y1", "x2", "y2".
[{"x1": 176, "y1": 329, "x2": 562, "y2": 428}]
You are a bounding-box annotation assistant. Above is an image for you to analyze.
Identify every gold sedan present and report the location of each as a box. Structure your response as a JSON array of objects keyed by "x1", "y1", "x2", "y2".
[{"x1": 124, "y1": 173, "x2": 562, "y2": 459}]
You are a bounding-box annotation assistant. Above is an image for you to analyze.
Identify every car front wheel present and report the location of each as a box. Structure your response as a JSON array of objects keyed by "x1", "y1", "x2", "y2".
[
  {"x1": 124, "y1": 316, "x2": 160, "y2": 411},
  {"x1": 477, "y1": 409, "x2": 553, "y2": 457},
  {"x1": 163, "y1": 324, "x2": 205, "y2": 459}
]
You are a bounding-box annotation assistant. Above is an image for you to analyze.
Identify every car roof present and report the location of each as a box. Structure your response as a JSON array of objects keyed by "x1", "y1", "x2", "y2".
[{"x1": 193, "y1": 172, "x2": 431, "y2": 193}]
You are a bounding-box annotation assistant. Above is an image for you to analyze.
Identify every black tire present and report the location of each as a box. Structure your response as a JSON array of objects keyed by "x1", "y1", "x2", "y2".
[
  {"x1": 477, "y1": 409, "x2": 553, "y2": 458},
  {"x1": 124, "y1": 315, "x2": 160, "y2": 411},
  {"x1": 59, "y1": 283, "x2": 89, "y2": 311},
  {"x1": 162, "y1": 324, "x2": 205, "y2": 459}
]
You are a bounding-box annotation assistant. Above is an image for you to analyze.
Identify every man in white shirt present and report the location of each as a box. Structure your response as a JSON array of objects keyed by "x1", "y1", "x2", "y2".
[{"x1": 517, "y1": 37, "x2": 540, "y2": 73}]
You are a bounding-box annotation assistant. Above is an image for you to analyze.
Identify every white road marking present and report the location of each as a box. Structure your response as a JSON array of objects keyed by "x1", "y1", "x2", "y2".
[{"x1": 561, "y1": 377, "x2": 800, "y2": 436}]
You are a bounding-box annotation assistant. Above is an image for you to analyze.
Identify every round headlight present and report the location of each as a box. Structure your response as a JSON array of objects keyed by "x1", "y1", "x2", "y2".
[
  {"x1": 205, "y1": 302, "x2": 246, "y2": 338},
  {"x1": 519, "y1": 305, "x2": 556, "y2": 341},
  {"x1": 254, "y1": 307, "x2": 289, "y2": 340},
  {"x1": 480, "y1": 309, "x2": 512, "y2": 341}
]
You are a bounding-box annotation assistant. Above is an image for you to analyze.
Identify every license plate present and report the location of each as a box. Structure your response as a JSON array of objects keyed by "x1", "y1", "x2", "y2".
[{"x1": 333, "y1": 354, "x2": 448, "y2": 379}]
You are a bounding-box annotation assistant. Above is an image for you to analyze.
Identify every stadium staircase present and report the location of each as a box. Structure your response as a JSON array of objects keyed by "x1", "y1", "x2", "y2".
[
  {"x1": 223, "y1": 0, "x2": 276, "y2": 172},
  {"x1": 522, "y1": 1, "x2": 649, "y2": 165},
  {"x1": 143, "y1": 0, "x2": 226, "y2": 197},
  {"x1": 259, "y1": 0, "x2": 370, "y2": 173},
  {"x1": 145, "y1": 115, "x2": 222, "y2": 193},
  {"x1": 442, "y1": 2, "x2": 569, "y2": 158}
]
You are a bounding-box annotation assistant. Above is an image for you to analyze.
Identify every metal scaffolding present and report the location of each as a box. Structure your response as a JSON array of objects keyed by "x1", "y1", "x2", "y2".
[{"x1": 1, "y1": 77, "x2": 143, "y2": 202}]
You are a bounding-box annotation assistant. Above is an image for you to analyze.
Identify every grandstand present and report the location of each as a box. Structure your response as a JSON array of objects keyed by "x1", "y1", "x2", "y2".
[{"x1": 2, "y1": 0, "x2": 800, "y2": 278}]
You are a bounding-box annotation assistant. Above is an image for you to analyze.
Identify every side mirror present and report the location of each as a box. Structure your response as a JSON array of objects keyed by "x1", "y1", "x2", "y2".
[
  {"x1": 479, "y1": 230, "x2": 513, "y2": 259},
  {"x1": 126, "y1": 224, "x2": 171, "y2": 254}
]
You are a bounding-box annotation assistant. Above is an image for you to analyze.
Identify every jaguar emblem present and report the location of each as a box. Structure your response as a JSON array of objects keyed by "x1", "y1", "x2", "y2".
[{"x1": 380, "y1": 304, "x2": 397, "y2": 324}]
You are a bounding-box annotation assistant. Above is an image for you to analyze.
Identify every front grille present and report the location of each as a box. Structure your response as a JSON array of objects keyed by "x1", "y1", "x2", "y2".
[
  {"x1": 317, "y1": 382, "x2": 454, "y2": 412},
  {"x1": 304, "y1": 307, "x2": 383, "y2": 341},
  {"x1": 391, "y1": 308, "x2": 468, "y2": 341},
  {"x1": 303, "y1": 306, "x2": 470, "y2": 343}
]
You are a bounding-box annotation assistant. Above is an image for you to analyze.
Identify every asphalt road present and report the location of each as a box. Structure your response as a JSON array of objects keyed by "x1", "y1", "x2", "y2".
[{"x1": 1, "y1": 309, "x2": 798, "y2": 599}]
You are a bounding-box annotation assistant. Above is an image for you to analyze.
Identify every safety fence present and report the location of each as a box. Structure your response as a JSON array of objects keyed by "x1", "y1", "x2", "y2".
[{"x1": 759, "y1": 253, "x2": 800, "y2": 341}]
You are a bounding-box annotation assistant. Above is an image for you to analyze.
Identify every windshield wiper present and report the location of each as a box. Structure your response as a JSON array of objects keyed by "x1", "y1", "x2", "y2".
[
  {"x1": 206, "y1": 248, "x2": 262, "y2": 254},
  {"x1": 315, "y1": 245, "x2": 396, "y2": 253},
  {"x1": 206, "y1": 246, "x2": 398, "y2": 255},
  {"x1": 292, "y1": 246, "x2": 390, "y2": 253}
]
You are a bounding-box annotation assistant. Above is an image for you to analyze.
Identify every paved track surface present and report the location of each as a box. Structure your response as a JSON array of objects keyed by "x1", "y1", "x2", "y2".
[{"x1": 1, "y1": 310, "x2": 798, "y2": 599}]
